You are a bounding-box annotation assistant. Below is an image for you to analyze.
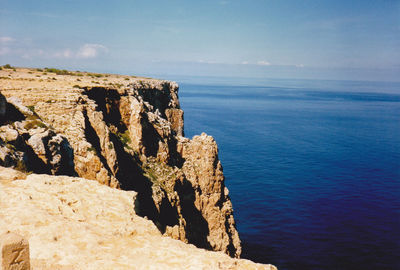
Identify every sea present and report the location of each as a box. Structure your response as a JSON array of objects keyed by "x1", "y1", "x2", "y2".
[{"x1": 174, "y1": 76, "x2": 400, "y2": 270}]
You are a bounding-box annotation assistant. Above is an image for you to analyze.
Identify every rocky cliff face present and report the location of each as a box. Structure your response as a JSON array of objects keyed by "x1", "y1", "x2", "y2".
[
  {"x1": 0, "y1": 166, "x2": 276, "y2": 269},
  {"x1": 0, "y1": 68, "x2": 241, "y2": 257}
]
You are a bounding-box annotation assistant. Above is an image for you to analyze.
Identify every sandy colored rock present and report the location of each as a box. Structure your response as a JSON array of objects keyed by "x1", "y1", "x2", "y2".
[
  {"x1": 1, "y1": 67, "x2": 240, "y2": 257},
  {"x1": 0, "y1": 232, "x2": 30, "y2": 270},
  {"x1": 0, "y1": 166, "x2": 26, "y2": 182},
  {"x1": 0, "y1": 126, "x2": 18, "y2": 143},
  {"x1": 0, "y1": 166, "x2": 276, "y2": 270}
]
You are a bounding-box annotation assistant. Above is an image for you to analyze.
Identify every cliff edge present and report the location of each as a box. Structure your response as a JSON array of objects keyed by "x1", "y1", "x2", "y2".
[
  {"x1": 0, "y1": 166, "x2": 277, "y2": 269},
  {"x1": 0, "y1": 67, "x2": 241, "y2": 257}
]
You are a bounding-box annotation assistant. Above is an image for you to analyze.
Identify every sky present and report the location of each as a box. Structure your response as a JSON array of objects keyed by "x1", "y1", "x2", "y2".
[{"x1": 0, "y1": 0, "x2": 399, "y2": 82}]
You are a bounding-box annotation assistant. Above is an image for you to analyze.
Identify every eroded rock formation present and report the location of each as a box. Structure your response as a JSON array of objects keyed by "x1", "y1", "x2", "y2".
[
  {"x1": 0, "y1": 166, "x2": 276, "y2": 269},
  {"x1": 0, "y1": 97, "x2": 75, "y2": 175},
  {"x1": 0, "y1": 68, "x2": 241, "y2": 257}
]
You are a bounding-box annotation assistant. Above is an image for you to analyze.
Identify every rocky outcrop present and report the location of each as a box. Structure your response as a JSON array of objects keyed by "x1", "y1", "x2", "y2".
[
  {"x1": 0, "y1": 96, "x2": 75, "y2": 175},
  {"x1": 0, "y1": 68, "x2": 240, "y2": 257},
  {"x1": 178, "y1": 134, "x2": 241, "y2": 254},
  {"x1": 0, "y1": 166, "x2": 277, "y2": 269}
]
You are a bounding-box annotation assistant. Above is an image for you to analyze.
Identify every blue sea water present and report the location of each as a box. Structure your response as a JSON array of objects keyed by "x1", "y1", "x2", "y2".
[{"x1": 177, "y1": 78, "x2": 400, "y2": 270}]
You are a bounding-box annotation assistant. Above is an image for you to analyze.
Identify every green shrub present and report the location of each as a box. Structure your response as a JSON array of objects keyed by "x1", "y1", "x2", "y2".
[
  {"x1": 117, "y1": 130, "x2": 132, "y2": 149},
  {"x1": 24, "y1": 120, "x2": 47, "y2": 130},
  {"x1": 44, "y1": 68, "x2": 72, "y2": 75},
  {"x1": 89, "y1": 73, "x2": 102, "y2": 78},
  {"x1": 15, "y1": 160, "x2": 28, "y2": 173},
  {"x1": 6, "y1": 143, "x2": 16, "y2": 151},
  {"x1": 3, "y1": 64, "x2": 12, "y2": 69},
  {"x1": 87, "y1": 146, "x2": 97, "y2": 154},
  {"x1": 27, "y1": 105, "x2": 35, "y2": 113},
  {"x1": 26, "y1": 114, "x2": 40, "y2": 120}
]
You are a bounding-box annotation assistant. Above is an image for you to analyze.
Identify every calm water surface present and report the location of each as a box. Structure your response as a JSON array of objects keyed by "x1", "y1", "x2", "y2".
[{"x1": 178, "y1": 79, "x2": 400, "y2": 270}]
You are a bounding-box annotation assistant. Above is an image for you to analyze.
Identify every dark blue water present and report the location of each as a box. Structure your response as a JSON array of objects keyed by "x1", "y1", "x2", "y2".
[{"x1": 178, "y1": 79, "x2": 400, "y2": 270}]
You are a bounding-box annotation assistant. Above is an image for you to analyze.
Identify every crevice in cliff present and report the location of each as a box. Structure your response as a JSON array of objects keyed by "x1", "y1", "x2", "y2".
[
  {"x1": 140, "y1": 114, "x2": 161, "y2": 157},
  {"x1": 82, "y1": 109, "x2": 113, "y2": 176},
  {"x1": 21, "y1": 143, "x2": 50, "y2": 174},
  {"x1": 167, "y1": 137, "x2": 185, "y2": 168},
  {"x1": 42, "y1": 135, "x2": 77, "y2": 176},
  {"x1": 136, "y1": 83, "x2": 172, "y2": 118},
  {"x1": 175, "y1": 178, "x2": 211, "y2": 250},
  {"x1": 83, "y1": 87, "x2": 127, "y2": 132},
  {"x1": 108, "y1": 130, "x2": 180, "y2": 231},
  {"x1": 224, "y1": 216, "x2": 237, "y2": 257}
]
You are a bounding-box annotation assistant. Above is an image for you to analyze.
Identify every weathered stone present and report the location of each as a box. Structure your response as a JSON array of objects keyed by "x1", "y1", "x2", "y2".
[
  {"x1": 0, "y1": 68, "x2": 242, "y2": 257},
  {"x1": 6, "y1": 97, "x2": 33, "y2": 117},
  {"x1": 0, "y1": 166, "x2": 26, "y2": 182},
  {"x1": 0, "y1": 233, "x2": 30, "y2": 270},
  {"x1": 0, "y1": 126, "x2": 77, "y2": 176},
  {"x1": 165, "y1": 108, "x2": 184, "y2": 136},
  {"x1": 0, "y1": 167, "x2": 276, "y2": 270},
  {"x1": 178, "y1": 133, "x2": 242, "y2": 257},
  {"x1": 0, "y1": 126, "x2": 18, "y2": 143}
]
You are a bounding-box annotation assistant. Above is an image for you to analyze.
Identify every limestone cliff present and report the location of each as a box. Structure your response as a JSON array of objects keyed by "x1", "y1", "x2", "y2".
[
  {"x1": 0, "y1": 166, "x2": 277, "y2": 269},
  {"x1": 0, "y1": 68, "x2": 241, "y2": 257}
]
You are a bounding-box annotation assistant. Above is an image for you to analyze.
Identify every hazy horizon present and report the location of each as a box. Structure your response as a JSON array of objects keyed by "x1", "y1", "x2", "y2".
[{"x1": 1, "y1": 0, "x2": 399, "y2": 82}]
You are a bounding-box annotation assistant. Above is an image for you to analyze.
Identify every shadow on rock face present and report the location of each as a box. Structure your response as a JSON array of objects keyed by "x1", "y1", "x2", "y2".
[
  {"x1": 81, "y1": 86, "x2": 214, "y2": 252},
  {"x1": 83, "y1": 109, "x2": 113, "y2": 175},
  {"x1": 140, "y1": 113, "x2": 161, "y2": 157},
  {"x1": 23, "y1": 143, "x2": 50, "y2": 174},
  {"x1": 83, "y1": 87, "x2": 126, "y2": 132},
  {"x1": 175, "y1": 178, "x2": 211, "y2": 250},
  {"x1": 0, "y1": 102, "x2": 25, "y2": 124},
  {"x1": 108, "y1": 131, "x2": 180, "y2": 232},
  {"x1": 41, "y1": 133, "x2": 77, "y2": 176}
]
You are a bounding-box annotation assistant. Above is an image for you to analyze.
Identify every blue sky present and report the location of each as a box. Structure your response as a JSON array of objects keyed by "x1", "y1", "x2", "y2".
[{"x1": 0, "y1": 0, "x2": 399, "y2": 81}]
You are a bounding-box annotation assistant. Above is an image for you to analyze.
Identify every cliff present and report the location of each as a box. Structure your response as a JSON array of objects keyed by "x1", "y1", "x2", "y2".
[
  {"x1": 0, "y1": 67, "x2": 275, "y2": 268},
  {"x1": 0, "y1": 166, "x2": 276, "y2": 269}
]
